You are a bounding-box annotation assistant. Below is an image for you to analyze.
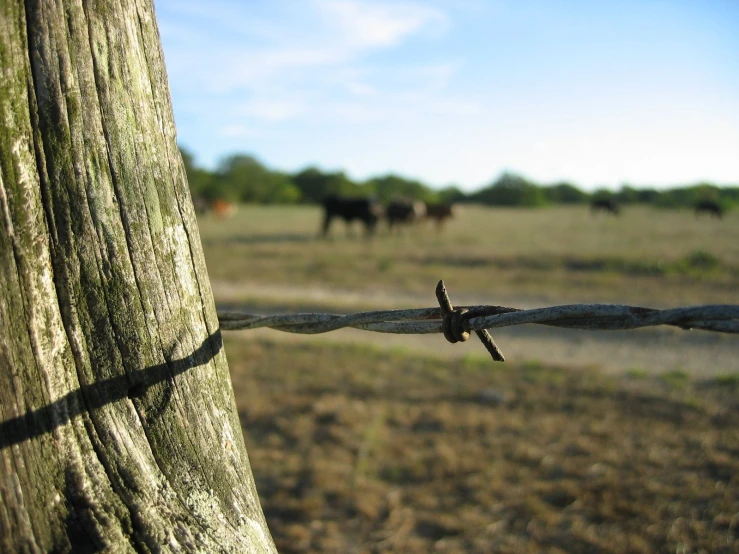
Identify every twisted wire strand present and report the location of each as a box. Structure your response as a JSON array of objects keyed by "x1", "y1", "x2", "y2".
[
  {"x1": 218, "y1": 304, "x2": 739, "y2": 335},
  {"x1": 217, "y1": 279, "x2": 738, "y2": 362}
]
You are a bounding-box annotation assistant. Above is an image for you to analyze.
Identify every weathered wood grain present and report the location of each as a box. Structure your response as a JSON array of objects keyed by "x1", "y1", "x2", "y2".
[{"x1": 0, "y1": 1, "x2": 275, "y2": 551}]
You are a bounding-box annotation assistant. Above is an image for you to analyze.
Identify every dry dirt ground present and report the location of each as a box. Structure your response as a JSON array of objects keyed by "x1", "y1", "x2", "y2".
[{"x1": 227, "y1": 337, "x2": 739, "y2": 554}]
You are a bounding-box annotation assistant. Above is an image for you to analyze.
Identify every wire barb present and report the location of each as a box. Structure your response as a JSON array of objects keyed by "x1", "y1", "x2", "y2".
[
  {"x1": 436, "y1": 280, "x2": 505, "y2": 361},
  {"x1": 217, "y1": 280, "x2": 739, "y2": 364}
]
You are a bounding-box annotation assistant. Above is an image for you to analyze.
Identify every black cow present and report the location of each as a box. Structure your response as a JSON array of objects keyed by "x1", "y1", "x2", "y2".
[
  {"x1": 321, "y1": 195, "x2": 384, "y2": 237},
  {"x1": 694, "y1": 200, "x2": 723, "y2": 219},
  {"x1": 386, "y1": 200, "x2": 426, "y2": 232},
  {"x1": 192, "y1": 196, "x2": 210, "y2": 215},
  {"x1": 424, "y1": 202, "x2": 456, "y2": 231},
  {"x1": 590, "y1": 198, "x2": 620, "y2": 216}
]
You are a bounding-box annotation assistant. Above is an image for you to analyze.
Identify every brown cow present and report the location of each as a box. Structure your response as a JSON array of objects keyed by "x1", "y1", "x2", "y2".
[
  {"x1": 212, "y1": 199, "x2": 237, "y2": 219},
  {"x1": 424, "y1": 202, "x2": 456, "y2": 230}
]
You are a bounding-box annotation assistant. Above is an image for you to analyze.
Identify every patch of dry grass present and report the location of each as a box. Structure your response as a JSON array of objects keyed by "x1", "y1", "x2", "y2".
[
  {"x1": 199, "y1": 205, "x2": 739, "y2": 307},
  {"x1": 228, "y1": 337, "x2": 739, "y2": 553}
]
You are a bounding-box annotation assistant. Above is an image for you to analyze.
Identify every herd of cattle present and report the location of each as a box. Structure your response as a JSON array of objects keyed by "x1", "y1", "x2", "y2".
[
  {"x1": 321, "y1": 195, "x2": 456, "y2": 236},
  {"x1": 589, "y1": 198, "x2": 724, "y2": 219},
  {"x1": 193, "y1": 195, "x2": 726, "y2": 232},
  {"x1": 320, "y1": 195, "x2": 725, "y2": 236}
]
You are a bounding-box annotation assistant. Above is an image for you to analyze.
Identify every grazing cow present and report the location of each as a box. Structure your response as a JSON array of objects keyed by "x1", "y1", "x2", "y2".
[
  {"x1": 192, "y1": 196, "x2": 210, "y2": 216},
  {"x1": 694, "y1": 200, "x2": 723, "y2": 219},
  {"x1": 424, "y1": 202, "x2": 456, "y2": 231},
  {"x1": 590, "y1": 198, "x2": 620, "y2": 216},
  {"x1": 321, "y1": 195, "x2": 384, "y2": 237},
  {"x1": 386, "y1": 200, "x2": 427, "y2": 231},
  {"x1": 212, "y1": 199, "x2": 236, "y2": 218}
]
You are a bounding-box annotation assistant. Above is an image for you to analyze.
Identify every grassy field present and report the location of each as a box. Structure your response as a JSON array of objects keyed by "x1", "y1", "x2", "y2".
[
  {"x1": 198, "y1": 204, "x2": 738, "y2": 552},
  {"x1": 199, "y1": 204, "x2": 739, "y2": 306}
]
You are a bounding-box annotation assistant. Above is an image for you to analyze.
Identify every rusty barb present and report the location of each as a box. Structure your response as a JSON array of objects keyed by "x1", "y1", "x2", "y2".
[
  {"x1": 435, "y1": 280, "x2": 506, "y2": 361},
  {"x1": 217, "y1": 279, "x2": 739, "y2": 363}
]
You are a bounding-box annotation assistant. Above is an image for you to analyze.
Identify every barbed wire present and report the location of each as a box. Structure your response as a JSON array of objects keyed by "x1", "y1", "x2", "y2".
[{"x1": 217, "y1": 280, "x2": 739, "y2": 362}]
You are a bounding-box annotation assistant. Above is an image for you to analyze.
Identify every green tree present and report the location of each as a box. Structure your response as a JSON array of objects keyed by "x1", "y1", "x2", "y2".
[
  {"x1": 616, "y1": 185, "x2": 660, "y2": 205},
  {"x1": 180, "y1": 145, "x2": 215, "y2": 200},
  {"x1": 292, "y1": 167, "x2": 362, "y2": 203},
  {"x1": 470, "y1": 172, "x2": 548, "y2": 207},
  {"x1": 364, "y1": 174, "x2": 437, "y2": 203},
  {"x1": 591, "y1": 188, "x2": 617, "y2": 201},
  {"x1": 718, "y1": 186, "x2": 739, "y2": 209},
  {"x1": 216, "y1": 154, "x2": 301, "y2": 204},
  {"x1": 543, "y1": 182, "x2": 588, "y2": 204},
  {"x1": 654, "y1": 183, "x2": 717, "y2": 209},
  {"x1": 437, "y1": 185, "x2": 467, "y2": 204}
]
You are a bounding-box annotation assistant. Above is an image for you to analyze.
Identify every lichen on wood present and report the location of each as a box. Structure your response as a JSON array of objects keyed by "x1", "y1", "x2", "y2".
[{"x1": 1, "y1": 1, "x2": 275, "y2": 551}]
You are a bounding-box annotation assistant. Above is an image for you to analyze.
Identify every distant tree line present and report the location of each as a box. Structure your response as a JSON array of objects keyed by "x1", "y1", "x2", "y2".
[{"x1": 181, "y1": 147, "x2": 739, "y2": 210}]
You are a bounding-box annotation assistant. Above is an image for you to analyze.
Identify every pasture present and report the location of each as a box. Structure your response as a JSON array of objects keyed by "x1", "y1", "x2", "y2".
[
  {"x1": 200, "y1": 204, "x2": 738, "y2": 307},
  {"x1": 230, "y1": 338, "x2": 738, "y2": 553},
  {"x1": 199, "y1": 204, "x2": 739, "y2": 552}
]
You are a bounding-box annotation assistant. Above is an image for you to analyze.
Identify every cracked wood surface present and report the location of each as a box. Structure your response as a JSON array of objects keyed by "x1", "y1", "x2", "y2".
[{"x1": 0, "y1": 1, "x2": 275, "y2": 551}]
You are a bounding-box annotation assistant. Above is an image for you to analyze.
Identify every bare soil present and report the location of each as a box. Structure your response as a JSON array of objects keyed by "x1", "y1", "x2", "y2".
[{"x1": 227, "y1": 338, "x2": 739, "y2": 553}]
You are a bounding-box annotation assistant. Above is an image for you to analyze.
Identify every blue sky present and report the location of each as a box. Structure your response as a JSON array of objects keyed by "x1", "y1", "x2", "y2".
[{"x1": 155, "y1": 0, "x2": 739, "y2": 191}]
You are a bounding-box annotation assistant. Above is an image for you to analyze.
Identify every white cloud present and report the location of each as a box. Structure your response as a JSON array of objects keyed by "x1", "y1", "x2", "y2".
[
  {"x1": 197, "y1": 47, "x2": 347, "y2": 94},
  {"x1": 159, "y1": 0, "x2": 458, "y2": 137},
  {"x1": 323, "y1": 101, "x2": 388, "y2": 123},
  {"x1": 219, "y1": 124, "x2": 261, "y2": 138},
  {"x1": 237, "y1": 98, "x2": 306, "y2": 121},
  {"x1": 345, "y1": 82, "x2": 376, "y2": 95},
  {"x1": 314, "y1": 0, "x2": 448, "y2": 48},
  {"x1": 160, "y1": 0, "x2": 450, "y2": 94},
  {"x1": 427, "y1": 97, "x2": 484, "y2": 116}
]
